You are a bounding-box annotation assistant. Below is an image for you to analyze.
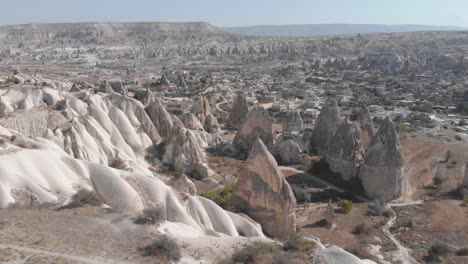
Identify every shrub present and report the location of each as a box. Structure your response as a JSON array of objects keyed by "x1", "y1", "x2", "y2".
[
  {"x1": 200, "y1": 183, "x2": 235, "y2": 209},
  {"x1": 352, "y1": 223, "x2": 372, "y2": 235},
  {"x1": 283, "y1": 232, "x2": 317, "y2": 252},
  {"x1": 427, "y1": 242, "x2": 449, "y2": 261},
  {"x1": 108, "y1": 158, "x2": 126, "y2": 169},
  {"x1": 142, "y1": 235, "x2": 181, "y2": 262},
  {"x1": 456, "y1": 247, "x2": 468, "y2": 256},
  {"x1": 231, "y1": 242, "x2": 279, "y2": 264},
  {"x1": 133, "y1": 89, "x2": 147, "y2": 102},
  {"x1": 463, "y1": 197, "x2": 468, "y2": 206},
  {"x1": 172, "y1": 171, "x2": 183, "y2": 179},
  {"x1": 66, "y1": 189, "x2": 101, "y2": 208},
  {"x1": 0, "y1": 102, "x2": 6, "y2": 118},
  {"x1": 134, "y1": 206, "x2": 167, "y2": 224},
  {"x1": 338, "y1": 199, "x2": 354, "y2": 214}
]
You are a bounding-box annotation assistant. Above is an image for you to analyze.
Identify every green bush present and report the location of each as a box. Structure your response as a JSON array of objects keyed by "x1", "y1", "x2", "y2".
[
  {"x1": 338, "y1": 199, "x2": 355, "y2": 214},
  {"x1": 427, "y1": 242, "x2": 449, "y2": 261},
  {"x1": 352, "y1": 223, "x2": 372, "y2": 235},
  {"x1": 200, "y1": 183, "x2": 235, "y2": 209},
  {"x1": 133, "y1": 89, "x2": 147, "y2": 102},
  {"x1": 463, "y1": 197, "x2": 468, "y2": 206},
  {"x1": 142, "y1": 235, "x2": 182, "y2": 262},
  {"x1": 173, "y1": 171, "x2": 183, "y2": 179},
  {"x1": 283, "y1": 232, "x2": 316, "y2": 252}
]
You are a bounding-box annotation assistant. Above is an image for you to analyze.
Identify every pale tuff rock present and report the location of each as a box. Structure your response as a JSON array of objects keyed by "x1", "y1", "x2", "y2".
[
  {"x1": 232, "y1": 137, "x2": 296, "y2": 239},
  {"x1": 275, "y1": 139, "x2": 302, "y2": 164},
  {"x1": 228, "y1": 92, "x2": 249, "y2": 129},
  {"x1": 0, "y1": 131, "x2": 264, "y2": 238},
  {"x1": 191, "y1": 95, "x2": 212, "y2": 124},
  {"x1": 0, "y1": 109, "x2": 68, "y2": 138},
  {"x1": 181, "y1": 113, "x2": 204, "y2": 131},
  {"x1": 311, "y1": 99, "x2": 341, "y2": 155},
  {"x1": 162, "y1": 126, "x2": 206, "y2": 172},
  {"x1": 204, "y1": 113, "x2": 220, "y2": 132},
  {"x1": 146, "y1": 99, "x2": 175, "y2": 139},
  {"x1": 233, "y1": 105, "x2": 274, "y2": 155},
  {"x1": 173, "y1": 174, "x2": 197, "y2": 195},
  {"x1": 325, "y1": 119, "x2": 365, "y2": 181},
  {"x1": 356, "y1": 105, "x2": 376, "y2": 150},
  {"x1": 359, "y1": 117, "x2": 405, "y2": 201},
  {"x1": 283, "y1": 110, "x2": 304, "y2": 132},
  {"x1": 140, "y1": 88, "x2": 156, "y2": 106},
  {"x1": 312, "y1": 246, "x2": 377, "y2": 264}
]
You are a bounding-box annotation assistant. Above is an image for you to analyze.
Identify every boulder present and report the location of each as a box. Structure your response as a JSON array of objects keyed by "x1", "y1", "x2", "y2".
[
  {"x1": 359, "y1": 117, "x2": 405, "y2": 201},
  {"x1": 325, "y1": 119, "x2": 365, "y2": 181},
  {"x1": 283, "y1": 110, "x2": 303, "y2": 132},
  {"x1": 356, "y1": 105, "x2": 376, "y2": 150},
  {"x1": 232, "y1": 137, "x2": 296, "y2": 239},
  {"x1": 324, "y1": 200, "x2": 336, "y2": 229},
  {"x1": 233, "y1": 105, "x2": 274, "y2": 155},
  {"x1": 311, "y1": 99, "x2": 341, "y2": 155},
  {"x1": 146, "y1": 99, "x2": 174, "y2": 139},
  {"x1": 275, "y1": 139, "x2": 302, "y2": 164},
  {"x1": 228, "y1": 92, "x2": 249, "y2": 129}
]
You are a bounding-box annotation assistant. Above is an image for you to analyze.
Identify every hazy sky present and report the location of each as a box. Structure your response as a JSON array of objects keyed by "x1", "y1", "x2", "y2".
[{"x1": 1, "y1": 0, "x2": 468, "y2": 27}]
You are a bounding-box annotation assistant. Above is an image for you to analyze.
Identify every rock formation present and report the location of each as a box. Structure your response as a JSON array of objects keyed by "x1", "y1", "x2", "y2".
[
  {"x1": 232, "y1": 137, "x2": 296, "y2": 239},
  {"x1": 191, "y1": 95, "x2": 212, "y2": 124},
  {"x1": 159, "y1": 73, "x2": 171, "y2": 86},
  {"x1": 356, "y1": 105, "x2": 376, "y2": 150},
  {"x1": 359, "y1": 117, "x2": 405, "y2": 201},
  {"x1": 204, "y1": 113, "x2": 220, "y2": 132},
  {"x1": 275, "y1": 139, "x2": 302, "y2": 164},
  {"x1": 324, "y1": 200, "x2": 336, "y2": 229},
  {"x1": 311, "y1": 99, "x2": 341, "y2": 155},
  {"x1": 146, "y1": 99, "x2": 175, "y2": 139},
  {"x1": 162, "y1": 126, "x2": 206, "y2": 172},
  {"x1": 283, "y1": 110, "x2": 303, "y2": 132},
  {"x1": 228, "y1": 92, "x2": 249, "y2": 129},
  {"x1": 233, "y1": 105, "x2": 274, "y2": 155},
  {"x1": 181, "y1": 113, "x2": 204, "y2": 131},
  {"x1": 325, "y1": 119, "x2": 365, "y2": 181}
]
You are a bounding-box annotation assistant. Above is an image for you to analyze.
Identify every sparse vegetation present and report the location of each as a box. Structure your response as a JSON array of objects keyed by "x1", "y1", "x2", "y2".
[
  {"x1": 230, "y1": 242, "x2": 280, "y2": 264},
  {"x1": 134, "y1": 206, "x2": 167, "y2": 224},
  {"x1": 172, "y1": 171, "x2": 183, "y2": 179},
  {"x1": 463, "y1": 196, "x2": 468, "y2": 206},
  {"x1": 370, "y1": 198, "x2": 389, "y2": 216},
  {"x1": 352, "y1": 223, "x2": 373, "y2": 235},
  {"x1": 200, "y1": 183, "x2": 235, "y2": 209},
  {"x1": 108, "y1": 158, "x2": 126, "y2": 169},
  {"x1": 141, "y1": 235, "x2": 182, "y2": 262},
  {"x1": 65, "y1": 189, "x2": 101, "y2": 208},
  {"x1": 337, "y1": 199, "x2": 354, "y2": 214},
  {"x1": 283, "y1": 232, "x2": 317, "y2": 252},
  {"x1": 427, "y1": 242, "x2": 449, "y2": 262}
]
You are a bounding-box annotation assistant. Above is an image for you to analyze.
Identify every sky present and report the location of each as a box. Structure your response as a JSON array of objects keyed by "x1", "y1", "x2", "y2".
[{"x1": 1, "y1": 0, "x2": 468, "y2": 28}]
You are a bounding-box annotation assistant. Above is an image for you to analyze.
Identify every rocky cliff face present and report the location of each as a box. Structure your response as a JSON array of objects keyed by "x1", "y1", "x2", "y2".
[
  {"x1": 326, "y1": 119, "x2": 365, "y2": 181},
  {"x1": 232, "y1": 137, "x2": 296, "y2": 239},
  {"x1": 311, "y1": 99, "x2": 341, "y2": 155},
  {"x1": 359, "y1": 117, "x2": 405, "y2": 201},
  {"x1": 233, "y1": 105, "x2": 274, "y2": 155},
  {"x1": 228, "y1": 92, "x2": 249, "y2": 129},
  {"x1": 146, "y1": 99, "x2": 175, "y2": 139},
  {"x1": 356, "y1": 105, "x2": 376, "y2": 150}
]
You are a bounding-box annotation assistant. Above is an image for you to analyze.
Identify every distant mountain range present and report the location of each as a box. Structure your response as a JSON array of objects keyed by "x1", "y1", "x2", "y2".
[{"x1": 222, "y1": 24, "x2": 467, "y2": 37}]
